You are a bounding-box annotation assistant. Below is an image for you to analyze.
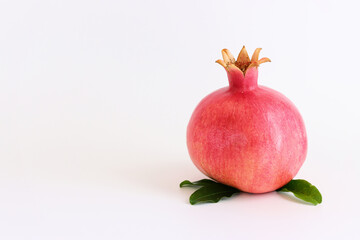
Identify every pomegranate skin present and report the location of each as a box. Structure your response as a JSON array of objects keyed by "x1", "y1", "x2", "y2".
[{"x1": 187, "y1": 59, "x2": 307, "y2": 193}]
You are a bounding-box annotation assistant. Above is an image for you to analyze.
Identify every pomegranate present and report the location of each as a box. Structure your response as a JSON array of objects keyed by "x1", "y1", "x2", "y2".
[{"x1": 186, "y1": 47, "x2": 307, "y2": 193}]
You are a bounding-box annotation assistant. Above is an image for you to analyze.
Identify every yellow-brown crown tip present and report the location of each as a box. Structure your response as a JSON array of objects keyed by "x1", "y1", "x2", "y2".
[{"x1": 217, "y1": 46, "x2": 270, "y2": 73}]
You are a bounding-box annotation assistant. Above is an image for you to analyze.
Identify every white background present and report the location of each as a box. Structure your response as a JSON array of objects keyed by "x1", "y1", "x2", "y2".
[{"x1": 1, "y1": 0, "x2": 359, "y2": 239}]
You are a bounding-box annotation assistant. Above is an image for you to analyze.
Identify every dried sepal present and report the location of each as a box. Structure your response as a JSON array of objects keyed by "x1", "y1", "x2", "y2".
[
  {"x1": 251, "y1": 48, "x2": 262, "y2": 62},
  {"x1": 221, "y1": 49, "x2": 235, "y2": 65},
  {"x1": 237, "y1": 46, "x2": 250, "y2": 64},
  {"x1": 215, "y1": 59, "x2": 228, "y2": 69},
  {"x1": 223, "y1": 49, "x2": 235, "y2": 64},
  {"x1": 258, "y1": 57, "x2": 271, "y2": 64},
  {"x1": 216, "y1": 46, "x2": 270, "y2": 74}
]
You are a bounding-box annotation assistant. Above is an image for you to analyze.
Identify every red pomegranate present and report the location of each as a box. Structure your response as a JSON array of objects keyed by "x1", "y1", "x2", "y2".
[{"x1": 186, "y1": 47, "x2": 307, "y2": 193}]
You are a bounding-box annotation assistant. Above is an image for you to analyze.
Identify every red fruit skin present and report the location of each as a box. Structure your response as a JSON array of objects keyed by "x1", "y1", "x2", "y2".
[{"x1": 186, "y1": 67, "x2": 307, "y2": 193}]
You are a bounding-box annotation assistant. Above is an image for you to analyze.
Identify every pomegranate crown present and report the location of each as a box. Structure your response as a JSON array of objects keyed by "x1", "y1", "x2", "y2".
[{"x1": 216, "y1": 46, "x2": 271, "y2": 74}]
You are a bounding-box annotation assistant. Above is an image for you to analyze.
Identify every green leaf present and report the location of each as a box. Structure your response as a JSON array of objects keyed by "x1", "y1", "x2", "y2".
[
  {"x1": 180, "y1": 180, "x2": 193, "y2": 188},
  {"x1": 276, "y1": 179, "x2": 322, "y2": 205},
  {"x1": 180, "y1": 179, "x2": 217, "y2": 188},
  {"x1": 189, "y1": 184, "x2": 240, "y2": 205},
  {"x1": 180, "y1": 179, "x2": 240, "y2": 205},
  {"x1": 180, "y1": 178, "x2": 323, "y2": 205}
]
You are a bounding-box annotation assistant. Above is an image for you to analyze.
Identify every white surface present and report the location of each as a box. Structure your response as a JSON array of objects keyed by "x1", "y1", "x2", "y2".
[{"x1": 1, "y1": 0, "x2": 360, "y2": 239}]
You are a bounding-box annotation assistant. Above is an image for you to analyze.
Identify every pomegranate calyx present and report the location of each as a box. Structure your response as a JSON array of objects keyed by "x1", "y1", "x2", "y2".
[{"x1": 216, "y1": 46, "x2": 271, "y2": 74}]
